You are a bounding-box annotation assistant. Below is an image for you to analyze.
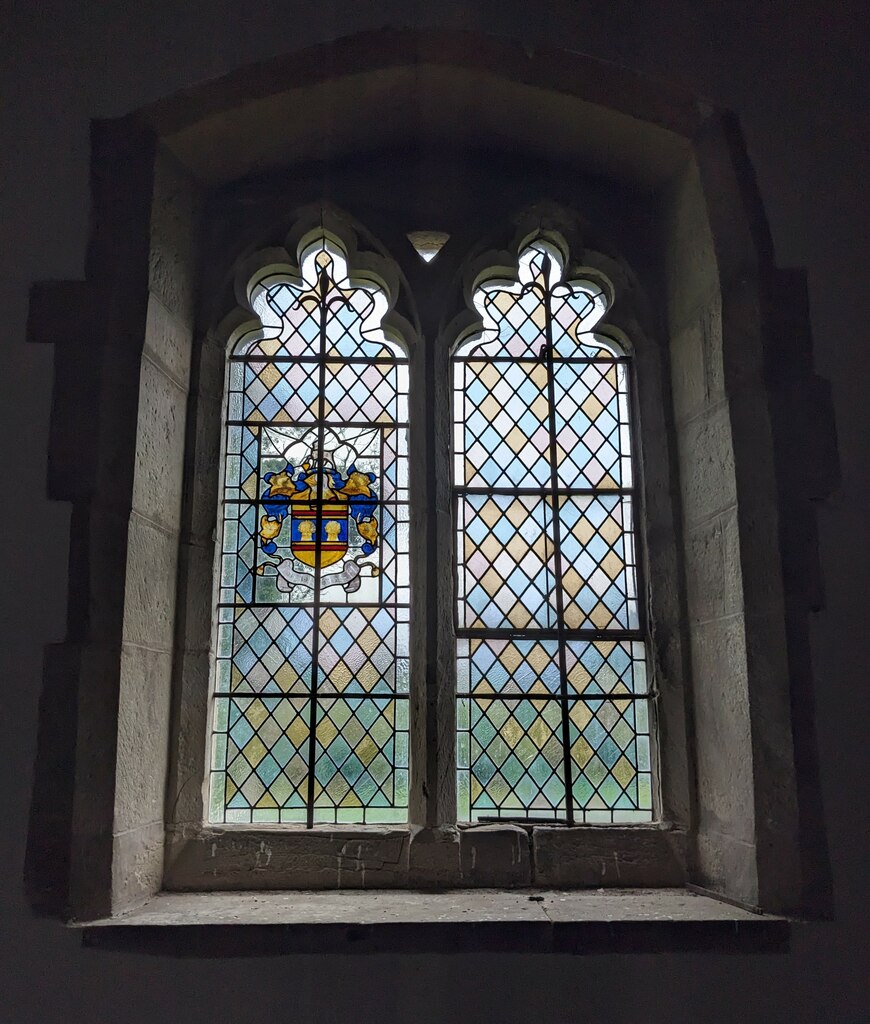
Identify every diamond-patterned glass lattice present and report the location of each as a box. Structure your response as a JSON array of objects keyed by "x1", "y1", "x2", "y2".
[
  {"x1": 551, "y1": 360, "x2": 633, "y2": 488},
  {"x1": 210, "y1": 235, "x2": 409, "y2": 825},
  {"x1": 312, "y1": 697, "x2": 408, "y2": 822},
  {"x1": 457, "y1": 495, "x2": 556, "y2": 629},
  {"x1": 457, "y1": 637, "x2": 648, "y2": 697},
  {"x1": 211, "y1": 695, "x2": 310, "y2": 823},
  {"x1": 453, "y1": 239, "x2": 652, "y2": 823},
  {"x1": 568, "y1": 697, "x2": 652, "y2": 822},
  {"x1": 457, "y1": 697, "x2": 568, "y2": 820},
  {"x1": 454, "y1": 359, "x2": 552, "y2": 487},
  {"x1": 557, "y1": 495, "x2": 639, "y2": 630}
]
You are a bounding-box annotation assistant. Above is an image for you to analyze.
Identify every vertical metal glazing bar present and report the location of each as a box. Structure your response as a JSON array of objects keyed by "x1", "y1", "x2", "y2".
[
  {"x1": 623, "y1": 359, "x2": 654, "y2": 819},
  {"x1": 219, "y1": 357, "x2": 236, "y2": 823},
  {"x1": 305, "y1": 266, "x2": 330, "y2": 828},
  {"x1": 540, "y1": 255, "x2": 575, "y2": 825}
]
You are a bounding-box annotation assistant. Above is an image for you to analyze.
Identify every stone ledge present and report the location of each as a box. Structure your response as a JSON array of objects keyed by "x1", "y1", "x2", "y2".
[
  {"x1": 165, "y1": 826, "x2": 411, "y2": 891},
  {"x1": 164, "y1": 824, "x2": 685, "y2": 891},
  {"x1": 77, "y1": 888, "x2": 787, "y2": 956},
  {"x1": 532, "y1": 825, "x2": 686, "y2": 886}
]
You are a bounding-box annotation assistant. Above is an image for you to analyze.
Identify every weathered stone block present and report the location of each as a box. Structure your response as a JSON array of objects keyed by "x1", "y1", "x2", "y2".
[
  {"x1": 670, "y1": 315, "x2": 706, "y2": 423},
  {"x1": 67, "y1": 644, "x2": 124, "y2": 838},
  {"x1": 66, "y1": 503, "x2": 130, "y2": 644},
  {"x1": 68, "y1": 829, "x2": 114, "y2": 922},
  {"x1": 198, "y1": 335, "x2": 227, "y2": 401},
  {"x1": 647, "y1": 624, "x2": 692, "y2": 829},
  {"x1": 695, "y1": 829, "x2": 758, "y2": 909},
  {"x1": 176, "y1": 540, "x2": 215, "y2": 653},
  {"x1": 115, "y1": 644, "x2": 173, "y2": 833},
  {"x1": 532, "y1": 826, "x2": 686, "y2": 887},
  {"x1": 741, "y1": 607, "x2": 801, "y2": 913},
  {"x1": 187, "y1": 393, "x2": 223, "y2": 543},
  {"x1": 693, "y1": 113, "x2": 759, "y2": 292},
  {"x1": 677, "y1": 401, "x2": 736, "y2": 526},
  {"x1": 121, "y1": 511, "x2": 180, "y2": 651},
  {"x1": 690, "y1": 616, "x2": 755, "y2": 843},
  {"x1": 459, "y1": 824, "x2": 531, "y2": 887},
  {"x1": 131, "y1": 353, "x2": 188, "y2": 532},
  {"x1": 743, "y1": 612, "x2": 797, "y2": 787},
  {"x1": 664, "y1": 158, "x2": 719, "y2": 331},
  {"x1": 165, "y1": 650, "x2": 211, "y2": 827},
  {"x1": 726, "y1": 387, "x2": 779, "y2": 493},
  {"x1": 111, "y1": 820, "x2": 165, "y2": 913},
  {"x1": 670, "y1": 299, "x2": 725, "y2": 425},
  {"x1": 143, "y1": 292, "x2": 193, "y2": 389},
  {"x1": 702, "y1": 298, "x2": 725, "y2": 401},
  {"x1": 721, "y1": 506, "x2": 744, "y2": 617},
  {"x1": 166, "y1": 828, "x2": 411, "y2": 890},
  {"x1": 93, "y1": 342, "x2": 150, "y2": 499},
  {"x1": 685, "y1": 508, "x2": 744, "y2": 624},
  {"x1": 149, "y1": 151, "x2": 200, "y2": 323},
  {"x1": 408, "y1": 826, "x2": 462, "y2": 887}
]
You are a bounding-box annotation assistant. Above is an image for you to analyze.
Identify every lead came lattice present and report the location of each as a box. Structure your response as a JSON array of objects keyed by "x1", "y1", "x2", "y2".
[
  {"x1": 210, "y1": 235, "x2": 409, "y2": 825},
  {"x1": 453, "y1": 240, "x2": 653, "y2": 823}
]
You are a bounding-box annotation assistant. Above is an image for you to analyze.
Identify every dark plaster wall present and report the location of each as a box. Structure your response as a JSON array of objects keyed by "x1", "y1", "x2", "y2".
[{"x1": 1, "y1": 2, "x2": 867, "y2": 1021}]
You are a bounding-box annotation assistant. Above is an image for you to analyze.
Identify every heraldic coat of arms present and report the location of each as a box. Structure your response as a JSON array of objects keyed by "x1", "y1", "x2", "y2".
[{"x1": 255, "y1": 425, "x2": 381, "y2": 598}]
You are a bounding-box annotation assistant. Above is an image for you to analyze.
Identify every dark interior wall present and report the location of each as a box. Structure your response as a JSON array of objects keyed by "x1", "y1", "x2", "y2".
[{"x1": 1, "y1": 2, "x2": 866, "y2": 1021}]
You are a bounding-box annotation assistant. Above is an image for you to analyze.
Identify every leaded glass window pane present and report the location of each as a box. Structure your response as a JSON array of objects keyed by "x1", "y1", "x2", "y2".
[
  {"x1": 209, "y1": 236, "x2": 410, "y2": 825},
  {"x1": 453, "y1": 240, "x2": 653, "y2": 824}
]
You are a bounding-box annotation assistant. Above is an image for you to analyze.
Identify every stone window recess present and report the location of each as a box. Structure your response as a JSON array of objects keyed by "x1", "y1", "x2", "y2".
[{"x1": 25, "y1": 29, "x2": 836, "y2": 928}]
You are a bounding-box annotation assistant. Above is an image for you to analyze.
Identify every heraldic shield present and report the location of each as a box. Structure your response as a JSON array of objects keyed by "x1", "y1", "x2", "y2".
[
  {"x1": 290, "y1": 487, "x2": 348, "y2": 569},
  {"x1": 256, "y1": 434, "x2": 381, "y2": 597}
]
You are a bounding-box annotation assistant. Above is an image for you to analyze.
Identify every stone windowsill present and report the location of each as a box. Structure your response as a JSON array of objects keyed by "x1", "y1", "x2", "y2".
[
  {"x1": 163, "y1": 822, "x2": 689, "y2": 891},
  {"x1": 77, "y1": 888, "x2": 788, "y2": 955}
]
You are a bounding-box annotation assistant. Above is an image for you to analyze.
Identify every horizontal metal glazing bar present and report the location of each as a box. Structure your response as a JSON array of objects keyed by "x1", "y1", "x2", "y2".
[
  {"x1": 217, "y1": 601, "x2": 412, "y2": 609},
  {"x1": 456, "y1": 691, "x2": 653, "y2": 701},
  {"x1": 457, "y1": 486, "x2": 633, "y2": 497},
  {"x1": 453, "y1": 355, "x2": 630, "y2": 365},
  {"x1": 223, "y1": 497, "x2": 409, "y2": 506},
  {"x1": 215, "y1": 692, "x2": 411, "y2": 700},
  {"x1": 225, "y1": 419, "x2": 409, "y2": 429},
  {"x1": 230, "y1": 355, "x2": 408, "y2": 365},
  {"x1": 475, "y1": 816, "x2": 570, "y2": 825},
  {"x1": 456, "y1": 627, "x2": 645, "y2": 640}
]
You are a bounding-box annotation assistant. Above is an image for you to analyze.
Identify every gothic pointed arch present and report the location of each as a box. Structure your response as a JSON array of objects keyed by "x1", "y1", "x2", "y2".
[{"x1": 210, "y1": 222, "x2": 414, "y2": 826}]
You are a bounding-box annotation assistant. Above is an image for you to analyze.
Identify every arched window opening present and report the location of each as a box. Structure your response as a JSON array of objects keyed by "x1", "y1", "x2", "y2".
[
  {"x1": 209, "y1": 232, "x2": 410, "y2": 826},
  {"x1": 452, "y1": 238, "x2": 653, "y2": 824},
  {"x1": 23, "y1": 29, "x2": 832, "y2": 922}
]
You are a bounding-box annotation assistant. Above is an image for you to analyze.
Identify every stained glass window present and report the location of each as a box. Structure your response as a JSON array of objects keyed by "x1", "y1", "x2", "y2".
[
  {"x1": 209, "y1": 234, "x2": 410, "y2": 825},
  {"x1": 453, "y1": 240, "x2": 653, "y2": 824}
]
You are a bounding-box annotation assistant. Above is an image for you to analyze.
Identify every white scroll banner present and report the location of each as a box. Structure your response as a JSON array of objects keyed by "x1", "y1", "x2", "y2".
[{"x1": 259, "y1": 554, "x2": 371, "y2": 594}]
